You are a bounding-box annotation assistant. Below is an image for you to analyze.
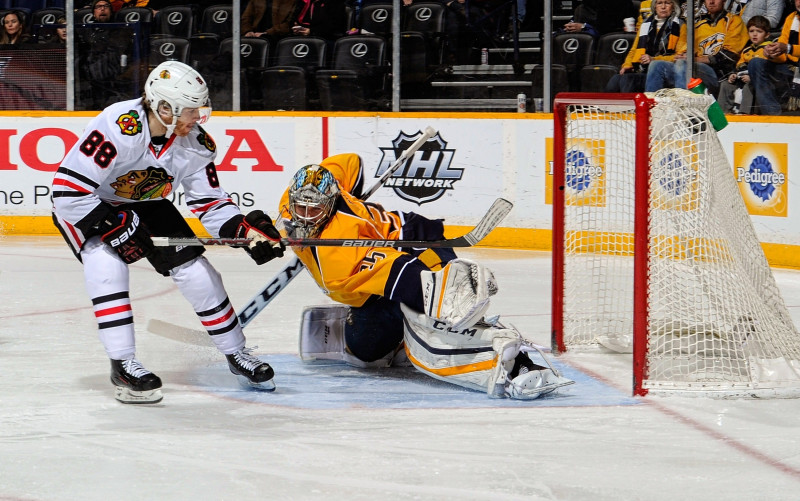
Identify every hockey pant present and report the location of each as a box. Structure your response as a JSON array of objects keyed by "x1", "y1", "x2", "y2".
[{"x1": 81, "y1": 237, "x2": 246, "y2": 359}]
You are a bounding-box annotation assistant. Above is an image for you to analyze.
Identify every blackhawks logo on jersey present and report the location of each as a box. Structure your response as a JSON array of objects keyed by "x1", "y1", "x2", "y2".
[
  {"x1": 197, "y1": 127, "x2": 216, "y2": 152},
  {"x1": 111, "y1": 166, "x2": 174, "y2": 200},
  {"x1": 116, "y1": 110, "x2": 143, "y2": 136}
]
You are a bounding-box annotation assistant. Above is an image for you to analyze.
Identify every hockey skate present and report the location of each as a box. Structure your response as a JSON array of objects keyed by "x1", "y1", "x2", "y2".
[
  {"x1": 226, "y1": 348, "x2": 276, "y2": 391},
  {"x1": 504, "y1": 346, "x2": 574, "y2": 400},
  {"x1": 110, "y1": 358, "x2": 163, "y2": 404}
]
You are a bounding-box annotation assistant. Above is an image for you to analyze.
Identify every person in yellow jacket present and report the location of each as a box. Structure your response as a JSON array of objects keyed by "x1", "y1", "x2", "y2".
[
  {"x1": 718, "y1": 15, "x2": 783, "y2": 113},
  {"x1": 608, "y1": 0, "x2": 687, "y2": 92},
  {"x1": 748, "y1": 0, "x2": 800, "y2": 114},
  {"x1": 645, "y1": 0, "x2": 748, "y2": 95},
  {"x1": 277, "y1": 154, "x2": 574, "y2": 400}
]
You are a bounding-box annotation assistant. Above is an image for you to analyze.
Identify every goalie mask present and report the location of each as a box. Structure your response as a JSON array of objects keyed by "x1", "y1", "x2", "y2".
[
  {"x1": 288, "y1": 164, "x2": 340, "y2": 238},
  {"x1": 144, "y1": 61, "x2": 211, "y2": 137}
]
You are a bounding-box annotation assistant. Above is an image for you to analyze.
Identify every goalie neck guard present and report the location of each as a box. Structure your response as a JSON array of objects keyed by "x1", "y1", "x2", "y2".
[
  {"x1": 144, "y1": 61, "x2": 211, "y2": 137},
  {"x1": 288, "y1": 164, "x2": 340, "y2": 238}
]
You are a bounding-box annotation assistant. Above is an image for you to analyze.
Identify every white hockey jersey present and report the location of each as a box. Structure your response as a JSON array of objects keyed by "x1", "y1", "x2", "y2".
[{"x1": 52, "y1": 98, "x2": 241, "y2": 248}]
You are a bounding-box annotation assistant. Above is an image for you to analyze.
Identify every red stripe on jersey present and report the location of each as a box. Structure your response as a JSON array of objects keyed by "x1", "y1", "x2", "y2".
[
  {"x1": 190, "y1": 198, "x2": 233, "y2": 215},
  {"x1": 95, "y1": 304, "x2": 132, "y2": 318},
  {"x1": 53, "y1": 178, "x2": 91, "y2": 193},
  {"x1": 200, "y1": 307, "x2": 235, "y2": 326}
]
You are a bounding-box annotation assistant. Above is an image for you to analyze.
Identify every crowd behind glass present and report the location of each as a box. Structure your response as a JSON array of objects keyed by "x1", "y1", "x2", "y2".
[{"x1": 0, "y1": 0, "x2": 798, "y2": 114}]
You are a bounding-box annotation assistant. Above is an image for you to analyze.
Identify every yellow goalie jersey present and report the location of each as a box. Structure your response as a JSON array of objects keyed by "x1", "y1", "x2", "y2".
[{"x1": 278, "y1": 153, "x2": 450, "y2": 309}]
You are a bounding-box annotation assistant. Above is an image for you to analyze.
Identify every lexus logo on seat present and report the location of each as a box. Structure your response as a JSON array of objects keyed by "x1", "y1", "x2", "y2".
[
  {"x1": 167, "y1": 12, "x2": 183, "y2": 25},
  {"x1": 212, "y1": 10, "x2": 228, "y2": 23},
  {"x1": 292, "y1": 44, "x2": 310, "y2": 58},
  {"x1": 41, "y1": 14, "x2": 57, "y2": 24},
  {"x1": 371, "y1": 8, "x2": 388, "y2": 22},
  {"x1": 415, "y1": 8, "x2": 432, "y2": 21},
  {"x1": 562, "y1": 38, "x2": 580, "y2": 53},
  {"x1": 124, "y1": 12, "x2": 141, "y2": 22},
  {"x1": 240, "y1": 43, "x2": 253, "y2": 57},
  {"x1": 611, "y1": 39, "x2": 630, "y2": 54},
  {"x1": 350, "y1": 43, "x2": 369, "y2": 57},
  {"x1": 159, "y1": 43, "x2": 176, "y2": 56}
]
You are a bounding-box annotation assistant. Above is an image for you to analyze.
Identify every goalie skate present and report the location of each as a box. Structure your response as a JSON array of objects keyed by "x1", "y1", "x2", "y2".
[
  {"x1": 110, "y1": 358, "x2": 163, "y2": 404},
  {"x1": 501, "y1": 345, "x2": 574, "y2": 400},
  {"x1": 226, "y1": 348, "x2": 276, "y2": 391}
]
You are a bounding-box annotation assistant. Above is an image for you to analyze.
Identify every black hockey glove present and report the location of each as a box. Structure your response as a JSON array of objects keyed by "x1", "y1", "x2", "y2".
[
  {"x1": 227, "y1": 210, "x2": 285, "y2": 265},
  {"x1": 100, "y1": 210, "x2": 154, "y2": 264}
]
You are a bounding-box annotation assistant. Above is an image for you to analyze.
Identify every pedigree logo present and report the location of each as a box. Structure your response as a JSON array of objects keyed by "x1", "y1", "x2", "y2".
[
  {"x1": 734, "y1": 142, "x2": 788, "y2": 217},
  {"x1": 544, "y1": 137, "x2": 606, "y2": 207}
]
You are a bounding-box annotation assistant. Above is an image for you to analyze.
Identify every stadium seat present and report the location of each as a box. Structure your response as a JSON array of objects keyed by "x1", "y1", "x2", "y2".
[
  {"x1": 400, "y1": 31, "x2": 429, "y2": 97},
  {"x1": 74, "y1": 7, "x2": 93, "y2": 24},
  {"x1": 315, "y1": 35, "x2": 389, "y2": 110},
  {"x1": 219, "y1": 37, "x2": 270, "y2": 109},
  {"x1": 199, "y1": 4, "x2": 232, "y2": 39},
  {"x1": 154, "y1": 5, "x2": 195, "y2": 38},
  {"x1": 189, "y1": 33, "x2": 221, "y2": 71},
  {"x1": 402, "y1": 2, "x2": 446, "y2": 65},
  {"x1": 31, "y1": 7, "x2": 63, "y2": 26},
  {"x1": 531, "y1": 63, "x2": 569, "y2": 108},
  {"x1": 595, "y1": 32, "x2": 635, "y2": 68},
  {"x1": 114, "y1": 7, "x2": 153, "y2": 25},
  {"x1": 553, "y1": 33, "x2": 596, "y2": 91},
  {"x1": 260, "y1": 67, "x2": 307, "y2": 110},
  {"x1": 149, "y1": 36, "x2": 190, "y2": 70},
  {"x1": 358, "y1": 3, "x2": 392, "y2": 37}
]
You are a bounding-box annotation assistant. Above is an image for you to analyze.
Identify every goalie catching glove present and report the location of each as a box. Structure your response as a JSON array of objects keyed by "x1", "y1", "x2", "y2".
[
  {"x1": 99, "y1": 209, "x2": 154, "y2": 264},
  {"x1": 420, "y1": 258, "x2": 498, "y2": 330},
  {"x1": 223, "y1": 210, "x2": 285, "y2": 265}
]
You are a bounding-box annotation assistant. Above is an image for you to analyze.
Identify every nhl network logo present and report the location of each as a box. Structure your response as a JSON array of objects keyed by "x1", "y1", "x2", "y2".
[{"x1": 376, "y1": 130, "x2": 461, "y2": 205}]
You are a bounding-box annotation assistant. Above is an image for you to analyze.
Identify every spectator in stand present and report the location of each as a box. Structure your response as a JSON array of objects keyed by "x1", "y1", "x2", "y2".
[
  {"x1": 607, "y1": 0, "x2": 687, "y2": 92},
  {"x1": 645, "y1": 0, "x2": 747, "y2": 95},
  {"x1": 747, "y1": 0, "x2": 800, "y2": 114},
  {"x1": 290, "y1": 0, "x2": 347, "y2": 46},
  {"x1": 76, "y1": 0, "x2": 137, "y2": 109},
  {"x1": 561, "y1": 0, "x2": 638, "y2": 37},
  {"x1": 718, "y1": 15, "x2": 778, "y2": 112},
  {"x1": 728, "y1": 0, "x2": 784, "y2": 28},
  {"x1": 0, "y1": 10, "x2": 32, "y2": 47},
  {"x1": 242, "y1": 0, "x2": 299, "y2": 45}
]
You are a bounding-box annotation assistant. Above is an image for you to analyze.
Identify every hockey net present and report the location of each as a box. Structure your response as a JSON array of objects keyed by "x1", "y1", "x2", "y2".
[{"x1": 551, "y1": 89, "x2": 800, "y2": 398}]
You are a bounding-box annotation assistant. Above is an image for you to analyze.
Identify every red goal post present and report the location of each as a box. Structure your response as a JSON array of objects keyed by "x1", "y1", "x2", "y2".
[{"x1": 550, "y1": 91, "x2": 800, "y2": 398}]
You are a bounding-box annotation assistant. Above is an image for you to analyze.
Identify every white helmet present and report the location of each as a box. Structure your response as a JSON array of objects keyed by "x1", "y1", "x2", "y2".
[{"x1": 144, "y1": 61, "x2": 211, "y2": 136}]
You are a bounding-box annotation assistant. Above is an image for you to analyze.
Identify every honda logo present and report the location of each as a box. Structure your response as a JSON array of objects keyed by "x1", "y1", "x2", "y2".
[
  {"x1": 350, "y1": 43, "x2": 368, "y2": 58},
  {"x1": 562, "y1": 37, "x2": 580, "y2": 53},
  {"x1": 292, "y1": 44, "x2": 310, "y2": 58},
  {"x1": 167, "y1": 12, "x2": 183, "y2": 25},
  {"x1": 159, "y1": 42, "x2": 176, "y2": 56}
]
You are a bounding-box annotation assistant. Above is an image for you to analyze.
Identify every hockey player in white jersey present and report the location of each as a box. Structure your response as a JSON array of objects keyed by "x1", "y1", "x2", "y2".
[{"x1": 51, "y1": 61, "x2": 286, "y2": 404}]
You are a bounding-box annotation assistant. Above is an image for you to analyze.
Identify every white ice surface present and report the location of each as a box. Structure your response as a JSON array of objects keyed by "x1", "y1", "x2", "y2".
[{"x1": 1, "y1": 236, "x2": 800, "y2": 500}]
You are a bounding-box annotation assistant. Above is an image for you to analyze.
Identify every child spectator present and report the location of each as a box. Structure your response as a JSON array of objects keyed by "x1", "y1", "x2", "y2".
[{"x1": 718, "y1": 15, "x2": 779, "y2": 113}]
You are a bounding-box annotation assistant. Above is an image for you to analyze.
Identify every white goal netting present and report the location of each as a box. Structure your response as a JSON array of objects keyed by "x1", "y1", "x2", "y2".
[{"x1": 555, "y1": 89, "x2": 800, "y2": 398}]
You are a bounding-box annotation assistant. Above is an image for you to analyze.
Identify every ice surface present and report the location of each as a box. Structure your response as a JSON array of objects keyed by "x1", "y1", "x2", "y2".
[{"x1": 1, "y1": 237, "x2": 799, "y2": 500}]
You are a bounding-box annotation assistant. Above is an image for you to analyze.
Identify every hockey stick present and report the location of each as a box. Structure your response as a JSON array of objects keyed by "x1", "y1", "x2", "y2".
[
  {"x1": 152, "y1": 198, "x2": 513, "y2": 249},
  {"x1": 147, "y1": 126, "x2": 438, "y2": 335}
]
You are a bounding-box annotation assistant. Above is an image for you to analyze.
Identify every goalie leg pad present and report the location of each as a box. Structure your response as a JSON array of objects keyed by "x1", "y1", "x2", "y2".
[
  {"x1": 420, "y1": 258, "x2": 498, "y2": 331},
  {"x1": 299, "y1": 305, "x2": 349, "y2": 362},
  {"x1": 299, "y1": 305, "x2": 402, "y2": 368}
]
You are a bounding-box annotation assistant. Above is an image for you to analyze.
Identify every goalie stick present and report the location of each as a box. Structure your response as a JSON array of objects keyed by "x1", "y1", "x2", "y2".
[
  {"x1": 152, "y1": 198, "x2": 513, "y2": 249},
  {"x1": 147, "y1": 126, "x2": 438, "y2": 335},
  {"x1": 147, "y1": 198, "x2": 512, "y2": 341}
]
